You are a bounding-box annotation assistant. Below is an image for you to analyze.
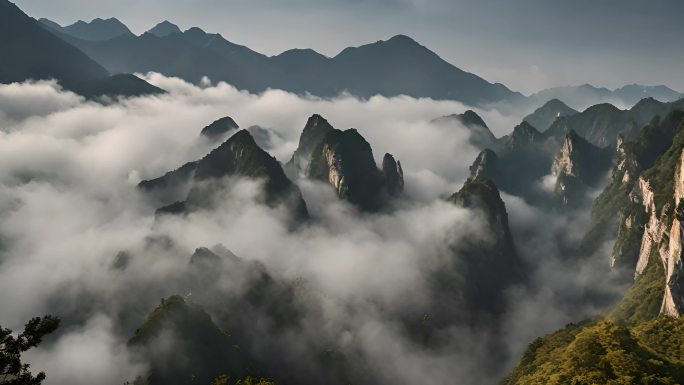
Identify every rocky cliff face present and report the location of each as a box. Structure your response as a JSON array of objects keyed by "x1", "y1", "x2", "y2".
[
  {"x1": 308, "y1": 128, "x2": 385, "y2": 211},
  {"x1": 551, "y1": 130, "x2": 612, "y2": 206},
  {"x1": 606, "y1": 111, "x2": 684, "y2": 319},
  {"x1": 296, "y1": 116, "x2": 404, "y2": 211},
  {"x1": 287, "y1": 114, "x2": 335, "y2": 175},
  {"x1": 469, "y1": 149, "x2": 500, "y2": 181},
  {"x1": 580, "y1": 110, "x2": 684, "y2": 263},
  {"x1": 438, "y1": 177, "x2": 525, "y2": 319},
  {"x1": 382, "y1": 153, "x2": 404, "y2": 196}
]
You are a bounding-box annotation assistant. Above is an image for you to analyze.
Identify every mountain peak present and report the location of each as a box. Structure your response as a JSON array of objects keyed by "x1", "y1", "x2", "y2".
[
  {"x1": 200, "y1": 116, "x2": 239, "y2": 139},
  {"x1": 387, "y1": 34, "x2": 418, "y2": 44},
  {"x1": 523, "y1": 98, "x2": 578, "y2": 132},
  {"x1": 147, "y1": 20, "x2": 181, "y2": 37},
  {"x1": 288, "y1": 114, "x2": 336, "y2": 173},
  {"x1": 42, "y1": 15, "x2": 134, "y2": 41}
]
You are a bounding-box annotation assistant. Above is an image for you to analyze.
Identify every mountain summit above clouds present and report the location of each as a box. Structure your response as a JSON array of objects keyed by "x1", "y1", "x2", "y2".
[{"x1": 47, "y1": 24, "x2": 526, "y2": 106}]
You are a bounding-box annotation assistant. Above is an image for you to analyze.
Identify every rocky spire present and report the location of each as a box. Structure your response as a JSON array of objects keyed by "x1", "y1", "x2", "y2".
[
  {"x1": 287, "y1": 114, "x2": 335, "y2": 174},
  {"x1": 382, "y1": 153, "x2": 404, "y2": 196}
]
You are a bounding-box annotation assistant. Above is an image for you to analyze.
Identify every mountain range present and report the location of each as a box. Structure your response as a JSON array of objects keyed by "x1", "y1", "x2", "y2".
[
  {"x1": 6, "y1": 0, "x2": 684, "y2": 384},
  {"x1": 2, "y1": 0, "x2": 681, "y2": 108},
  {"x1": 33, "y1": 16, "x2": 681, "y2": 109}
]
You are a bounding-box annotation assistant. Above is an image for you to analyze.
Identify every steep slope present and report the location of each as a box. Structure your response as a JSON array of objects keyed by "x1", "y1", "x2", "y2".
[
  {"x1": 382, "y1": 153, "x2": 404, "y2": 196},
  {"x1": 523, "y1": 99, "x2": 578, "y2": 132},
  {"x1": 469, "y1": 149, "x2": 500, "y2": 181},
  {"x1": 151, "y1": 130, "x2": 308, "y2": 220},
  {"x1": 39, "y1": 17, "x2": 134, "y2": 41},
  {"x1": 0, "y1": 0, "x2": 108, "y2": 87},
  {"x1": 551, "y1": 130, "x2": 612, "y2": 206},
  {"x1": 437, "y1": 177, "x2": 524, "y2": 320},
  {"x1": 431, "y1": 110, "x2": 498, "y2": 150},
  {"x1": 580, "y1": 110, "x2": 684, "y2": 267},
  {"x1": 475, "y1": 121, "x2": 554, "y2": 201},
  {"x1": 321, "y1": 35, "x2": 523, "y2": 105},
  {"x1": 307, "y1": 126, "x2": 404, "y2": 211},
  {"x1": 129, "y1": 295, "x2": 257, "y2": 385},
  {"x1": 287, "y1": 114, "x2": 335, "y2": 175},
  {"x1": 503, "y1": 318, "x2": 684, "y2": 385},
  {"x1": 545, "y1": 98, "x2": 676, "y2": 147},
  {"x1": 138, "y1": 161, "x2": 199, "y2": 207}
]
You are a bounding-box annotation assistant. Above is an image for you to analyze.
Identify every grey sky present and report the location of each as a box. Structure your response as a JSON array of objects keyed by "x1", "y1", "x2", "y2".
[{"x1": 15, "y1": 0, "x2": 684, "y2": 94}]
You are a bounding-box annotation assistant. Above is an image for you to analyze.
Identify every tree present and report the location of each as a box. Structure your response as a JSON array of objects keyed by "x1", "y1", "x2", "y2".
[{"x1": 0, "y1": 316, "x2": 60, "y2": 385}]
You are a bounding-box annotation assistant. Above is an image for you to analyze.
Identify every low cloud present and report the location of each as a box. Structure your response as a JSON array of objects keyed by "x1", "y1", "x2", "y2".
[{"x1": 0, "y1": 75, "x2": 621, "y2": 384}]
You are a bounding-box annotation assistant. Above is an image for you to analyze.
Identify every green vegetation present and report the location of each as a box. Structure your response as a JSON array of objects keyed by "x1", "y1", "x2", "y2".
[
  {"x1": 0, "y1": 315, "x2": 60, "y2": 385},
  {"x1": 610, "y1": 252, "x2": 666, "y2": 326},
  {"x1": 640, "y1": 118, "x2": 684, "y2": 215},
  {"x1": 503, "y1": 318, "x2": 684, "y2": 385}
]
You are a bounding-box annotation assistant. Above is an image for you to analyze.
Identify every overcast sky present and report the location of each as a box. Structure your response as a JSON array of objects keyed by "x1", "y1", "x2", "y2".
[{"x1": 15, "y1": 0, "x2": 684, "y2": 94}]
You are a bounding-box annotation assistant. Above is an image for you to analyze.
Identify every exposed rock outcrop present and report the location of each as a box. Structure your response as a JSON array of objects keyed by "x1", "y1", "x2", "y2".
[
  {"x1": 382, "y1": 153, "x2": 404, "y2": 196},
  {"x1": 469, "y1": 149, "x2": 500, "y2": 181},
  {"x1": 308, "y1": 128, "x2": 385, "y2": 211},
  {"x1": 580, "y1": 110, "x2": 684, "y2": 263},
  {"x1": 605, "y1": 110, "x2": 684, "y2": 319},
  {"x1": 289, "y1": 115, "x2": 404, "y2": 211},
  {"x1": 551, "y1": 130, "x2": 612, "y2": 206},
  {"x1": 287, "y1": 114, "x2": 335, "y2": 175}
]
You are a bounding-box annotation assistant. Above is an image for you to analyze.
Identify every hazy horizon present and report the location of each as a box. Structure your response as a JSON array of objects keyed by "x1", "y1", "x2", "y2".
[{"x1": 15, "y1": 0, "x2": 684, "y2": 95}]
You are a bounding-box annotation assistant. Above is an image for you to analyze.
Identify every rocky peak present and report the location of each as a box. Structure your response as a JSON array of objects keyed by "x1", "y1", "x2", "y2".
[
  {"x1": 523, "y1": 98, "x2": 578, "y2": 132},
  {"x1": 432, "y1": 110, "x2": 497, "y2": 150},
  {"x1": 199, "y1": 116, "x2": 239, "y2": 139},
  {"x1": 551, "y1": 130, "x2": 612, "y2": 206},
  {"x1": 469, "y1": 149, "x2": 500, "y2": 181},
  {"x1": 153, "y1": 130, "x2": 308, "y2": 220},
  {"x1": 147, "y1": 20, "x2": 181, "y2": 37},
  {"x1": 504, "y1": 121, "x2": 544, "y2": 151},
  {"x1": 288, "y1": 114, "x2": 335, "y2": 174},
  {"x1": 552, "y1": 130, "x2": 611, "y2": 185},
  {"x1": 308, "y1": 128, "x2": 385, "y2": 211},
  {"x1": 382, "y1": 153, "x2": 404, "y2": 196},
  {"x1": 449, "y1": 177, "x2": 511, "y2": 239},
  {"x1": 439, "y1": 176, "x2": 524, "y2": 318}
]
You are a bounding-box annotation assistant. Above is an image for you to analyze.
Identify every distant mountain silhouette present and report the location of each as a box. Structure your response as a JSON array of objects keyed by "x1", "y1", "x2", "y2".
[
  {"x1": 147, "y1": 21, "x2": 182, "y2": 37},
  {"x1": 39, "y1": 17, "x2": 133, "y2": 41},
  {"x1": 0, "y1": 0, "x2": 108, "y2": 87},
  {"x1": 530, "y1": 84, "x2": 682, "y2": 110},
  {"x1": 55, "y1": 25, "x2": 524, "y2": 106},
  {"x1": 0, "y1": 1, "x2": 168, "y2": 99}
]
